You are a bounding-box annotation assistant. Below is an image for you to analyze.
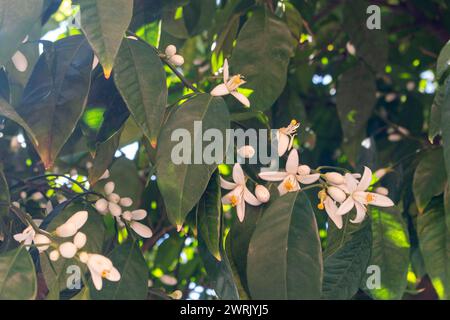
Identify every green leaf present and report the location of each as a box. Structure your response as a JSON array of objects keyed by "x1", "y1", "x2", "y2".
[
  {"x1": 16, "y1": 35, "x2": 93, "y2": 169},
  {"x1": 0, "y1": 0, "x2": 44, "y2": 66},
  {"x1": 362, "y1": 206, "x2": 410, "y2": 300},
  {"x1": 322, "y1": 215, "x2": 372, "y2": 300},
  {"x1": 156, "y1": 94, "x2": 230, "y2": 228},
  {"x1": 230, "y1": 7, "x2": 295, "y2": 111},
  {"x1": 90, "y1": 241, "x2": 148, "y2": 300},
  {"x1": 413, "y1": 148, "x2": 447, "y2": 213},
  {"x1": 428, "y1": 77, "x2": 449, "y2": 142},
  {"x1": 114, "y1": 38, "x2": 167, "y2": 147},
  {"x1": 78, "y1": 0, "x2": 133, "y2": 78},
  {"x1": 197, "y1": 171, "x2": 222, "y2": 261},
  {"x1": 247, "y1": 191, "x2": 322, "y2": 299},
  {"x1": 0, "y1": 97, "x2": 37, "y2": 145},
  {"x1": 336, "y1": 63, "x2": 377, "y2": 143},
  {"x1": 0, "y1": 246, "x2": 37, "y2": 299},
  {"x1": 417, "y1": 197, "x2": 450, "y2": 299},
  {"x1": 0, "y1": 169, "x2": 10, "y2": 223},
  {"x1": 440, "y1": 78, "x2": 450, "y2": 178},
  {"x1": 437, "y1": 40, "x2": 450, "y2": 81}
]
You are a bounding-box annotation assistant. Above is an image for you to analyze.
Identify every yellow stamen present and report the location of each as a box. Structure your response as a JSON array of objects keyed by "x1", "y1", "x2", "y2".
[
  {"x1": 317, "y1": 202, "x2": 324, "y2": 210},
  {"x1": 290, "y1": 119, "x2": 298, "y2": 126},
  {"x1": 284, "y1": 180, "x2": 295, "y2": 191},
  {"x1": 231, "y1": 75, "x2": 243, "y2": 86},
  {"x1": 230, "y1": 195, "x2": 238, "y2": 207},
  {"x1": 366, "y1": 193, "x2": 374, "y2": 202},
  {"x1": 101, "y1": 270, "x2": 109, "y2": 278}
]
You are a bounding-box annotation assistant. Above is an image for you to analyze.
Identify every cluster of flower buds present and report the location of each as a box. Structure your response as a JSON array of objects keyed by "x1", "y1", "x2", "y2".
[
  {"x1": 95, "y1": 174, "x2": 153, "y2": 238},
  {"x1": 220, "y1": 121, "x2": 395, "y2": 229},
  {"x1": 164, "y1": 45, "x2": 184, "y2": 67}
]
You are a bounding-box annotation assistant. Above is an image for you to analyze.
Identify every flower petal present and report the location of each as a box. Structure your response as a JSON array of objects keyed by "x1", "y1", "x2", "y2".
[
  {"x1": 297, "y1": 173, "x2": 320, "y2": 185},
  {"x1": 223, "y1": 59, "x2": 229, "y2": 83},
  {"x1": 356, "y1": 166, "x2": 372, "y2": 191},
  {"x1": 236, "y1": 200, "x2": 245, "y2": 222},
  {"x1": 244, "y1": 188, "x2": 262, "y2": 206},
  {"x1": 220, "y1": 176, "x2": 236, "y2": 190},
  {"x1": 106, "y1": 267, "x2": 121, "y2": 282},
  {"x1": 286, "y1": 149, "x2": 299, "y2": 174},
  {"x1": 131, "y1": 209, "x2": 147, "y2": 221},
  {"x1": 369, "y1": 193, "x2": 394, "y2": 207},
  {"x1": 350, "y1": 201, "x2": 367, "y2": 223},
  {"x1": 230, "y1": 91, "x2": 250, "y2": 107},
  {"x1": 210, "y1": 83, "x2": 229, "y2": 96},
  {"x1": 232, "y1": 163, "x2": 245, "y2": 185},
  {"x1": 277, "y1": 132, "x2": 290, "y2": 157},
  {"x1": 12, "y1": 50, "x2": 28, "y2": 72},
  {"x1": 344, "y1": 173, "x2": 358, "y2": 193},
  {"x1": 66, "y1": 210, "x2": 88, "y2": 230},
  {"x1": 90, "y1": 268, "x2": 103, "y2": 290},
  {"x1": 336, "y1": 197, "x2": 355, "y2": 216},
  {"x1": 258, "y1": 171, "x2": 288, "y2": 181},
  {"x1": 131, "y1": 221, "x2": 153, "y2": 238},
  {"x1": 324, "y1": 198, "x2": 343, "y2": 229}
]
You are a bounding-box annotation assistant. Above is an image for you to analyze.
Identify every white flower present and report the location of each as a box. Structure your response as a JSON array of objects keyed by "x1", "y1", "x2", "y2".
[
  {"x1": 55, "y1": 211, "x2": 88, "y2": 237},
  {"x1": 85, "y1": 254, "x2": 121, "y2": 290},
  {"x1": 258, "y1": 149, "x2": 320, "y2": 196},
  {"x1": 165, "y1": 45, "x2": 184, "y2": 66},
  {"x1": 104, "y1": 182, "x2": 115, "y2": 195},
  {"x1": 34, "y1": 234, "x2": 51, "y2": 253},
  {"x1": 74, "y1": 232, "x2": 87, "y2": 249},
  {"x1": 13, "y1": 226, "x2": 35, "y2": 247},
  {"x1": 210, "y1": 59, "x2": 250, "y2": 107},
  {"x1": 95, "y1": 198, "x2": 109, "y2": 214},
  {"x1": 59, "y1": 242, "x2": 78, "y2": 258},
  {"x1": 255, "y1": 185, "x2": 270, "y2": 203},
  {"x1": 276, "y1": 120, "x2": 300, "y2": 156},
  {"x1": 121, "y1": 209, "x2": 153, "y2": 238},
  {"x1": 49, "y1": 250, "x2": 60, "y2": 261},
  {"x1": 220, "y1": 163, "x2": 261, "y2": 222},
  {"x1": 119, "y1": 197, "x2": 133, "y2": 207},
  {"x1": 108, "y1": 193, "x2": 121, "y2": 204},
  {"x1": 317, "y1": 190, "x2": 343, "y2": 229},
  {"x1": 335, "y1": 167, "x2": 395, "y2": 223},
  {"x1": 79, "y1": 251, "x2": 89, "y2": 263}
]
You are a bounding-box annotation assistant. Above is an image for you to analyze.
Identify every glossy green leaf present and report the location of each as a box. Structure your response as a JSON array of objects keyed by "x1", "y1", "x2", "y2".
[
  {"x1": 0, "y1": 246, "x2": 37, "y2": 299},
  {"x1": 16, "y1": 35, "x2": 93, "y2": 168},
  {"x1": 437, "y1": 40, "x2": 450, "y2": 81},
  {"x1": 428, "y1": 77, "x2": 449, "y2": 142},
  {"x1": 322, "y1": 215, "x2": 372, "y2": 300},
  {"x1": 362, "y1": 206, "x2": 410, "y2": 300},
  {"x1": 413, "y1": 148, "x2": 447, "y2": 213},
  {"x1": 247, "y1": 191, "x2": 322, "y2": 299},
  {"x1": 0, "y1": 0, "x2": 43, "y2": 66},
  {"x1": 230, "y1": 7, "x2": 295, "y2": 111},
  {"x1": 440, "y1": 77, "x2": 450, "y2": 178},
  {"x1": 78, "y1": 0, "x2": 133, "y2": 78},
  {"x1": 114, "y1": 38, "x2": 167, "y2": 147},
  {"x1": 197, "y1": 171, "x2": 222, "y2": 261},
  {"x1": 0, "y1": 97, "x2": 37, "y2": 145},
  {"x1": 0, "y1": 169, "x2": 10, "y2": 223},
  {"x1": 90, "y1": 241, "x2": 148, "y2": 300},
  {"x1": 417, "y1": 197, "x2": 450, "y2": 299},
  {"x1": 156, "y1": 94, "x2": 230, "y2": 228}
]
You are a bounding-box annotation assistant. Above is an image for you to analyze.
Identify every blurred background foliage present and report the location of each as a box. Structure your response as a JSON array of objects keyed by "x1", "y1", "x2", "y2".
[{"x1": 1, "y1": 0, "x2": 450, "y2": 300}]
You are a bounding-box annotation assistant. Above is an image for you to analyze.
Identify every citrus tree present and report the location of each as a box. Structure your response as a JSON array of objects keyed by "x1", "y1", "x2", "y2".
[{"x1": 0, "y1": 0, "x2": 449, "y2": 300}]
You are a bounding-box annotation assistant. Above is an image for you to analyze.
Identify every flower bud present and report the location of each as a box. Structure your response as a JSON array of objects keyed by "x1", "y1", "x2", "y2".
[
  {"x1": 374, "y1": 168, "x2": 391, "y2": 180},
  {"x1": 34, "y1": 234, "x2": 51, "y2": 252},
  {"x1": 109, "y1": 202, "x2": 122, "y2": 217},
  {"x1": 131, "y1": 209, "x2": 147, "y2": 220},
  {"x1": 388, "y1": 133, "x2": 402, "y2": 142},
  {"x1": 108, "y1": 193, "x2": 121, "y2": 204},
  {"x1": 74, "y1": 232, "x2": 87, "y2": 249},
  {"x1": 55, "y1": 223, "x2": 77, "y2": 238},
  {"x1": 99, "y1": 170, "x2": 110, "y2": 181},
  {"x1": 165, "y1": 45, "x2": 177, "y2": 57},
  {"x1": 95, "y1": 198, "x2": 108, "y2": 214},
  {"x1": 104, "y1": 181, "x2": 115, "y2": 195},
  {"x1": 160, "y1": 275, "x2": 177, "y2": 286},
  {"x1": 79, "y1": 251, "x2": 89, "y2": 264},
  {"x1": 122, "y1": 211, "x2": 132, "y2": 221},
  {"x1": 49, "y1": 250, "x2": 60, "y2": 261},
  {"x1": 66, "y1": 211, "x2": 88, "y2": 230},
  {"x1": 327, "y1": 186, "x2": 347, "y2": 203},
  {"x1": 169, "y1": 55, "x2": 184, "y2": 67},
  {"x1": 297, "y1": 165, "x2": 311, "y2": 176},
  {"x1": 324, "y1": 172, "x2": 345, "y2": 185},
  {"x1": 375, "y1": 187, "x2": 389, "y2": 196},
  {"x1": 237, "y1": 145, "x2": 255, "y2": 159},
  {"x1": 59, "y1": 242, "x2": 77, "y2": 259},
  {"x1": 255, "y1": 185, "x2": 270, "y2": 203},
  {"x1": 120, "y1": 197, "x2": 133, "y2": 207},
  {"x1": 130, "y1": 221, "x2": 153, "y2": 238}
]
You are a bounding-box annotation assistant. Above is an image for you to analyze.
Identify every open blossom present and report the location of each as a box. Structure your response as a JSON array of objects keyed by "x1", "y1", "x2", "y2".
[
  {"x1": 121, "y1": 209, "x2": 153, "y2": 238},
  {"x1": 13, "y1": 225, "x2": 35, "y2": 247},
  {"x1": 210, "y1": 59, "x2": 250, "y2": 107},
  {"x1": 220, "y1": 163, "x2": 261, "y2": 222},
  {"x1": 335, "y1": 167, "x2": 394, "y2": 223},
  {"x1": 55, "y1": 211, "x2": 88, "y2": 237},
  {"x1": 259, "y1": 149, "x2": 320, "y2": 196},
  {"x1": 277, "y1": 120, "x2": 300, "y2": 156},
  {"x1": 317, "y1": 190, "x2": 344, "y2": 229},
  {"x1": 165, "y1": 45, "x2": 184, "y2": 66},
  {"x1": 85, "y1": 253, "x2": 121, "y2": 290}
]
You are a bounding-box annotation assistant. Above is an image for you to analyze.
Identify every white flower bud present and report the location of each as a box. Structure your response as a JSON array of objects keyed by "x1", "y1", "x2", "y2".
[
  {"x1": 237, "y1": 145, "x2": 255, "y2": 159},
  {"x1": 131, "y1": 209, "x2": 147, "y2": 221},
  {"x1": 119, "y1": 197, "x2": 133, "y2": 207},
  {"x1": 12, "y1": 201, "x2": 20, "y2": 208},
  {"x1": 12, "y1": 50, "x2": 28, "y2": 72},
  {"x1": 34, "y1": 234, "x2": 51, "y2": 253},
  {"x1": 346, "y1": 42, "x2": 356, "y2": 55},
  {"x1": 31, "y1": 192, "x2": 43, "y2": 201},
  {"x1": 99, "y1": 170, "x2": 110, "y2": 181},
  {"x1": 66, "y1": 211, "x2": 88, "y2": 230},
  {"x1": 74, "y1": 232, "x2": 87, "y2": 249},
  {"x1": 104, "y1": 181, "x2": 115, "y2": 195},
  {"x1": 95, "y1": 198, "x2": 108, "y2": 213},
  {"x1": 255, "y1": 185, "x2": 270, "y2": 203},
  {"x1": 20, "y1": 191, "x2": 27, "y2": 199},
  {"x1": 165, "y1": 45, "x2": 177, "y2": 57},
  {"x1": 375, "y1": 187, "x2": 389, "y2": 196},
  {"x1": 374, "y1": 168, "x2": 390, "y2": 180},
  {"x1": 59, "y1": 242, "x2": 77, "y2": 259},
  {"x1": 388, "y1": 133, "x2": 402, "y2": 142},
  {"x1": 122, "y1": 211, "x2": 132, "y2": 221},
  {"x1": 169, "y1": 55, "x2": 184, "y2": 66},
  {"x1": 108, "y1": 202, "x2": 122, "y2": 217},
  {"x1": 327, "y1": 186, "x2": 347, "y2": 203},
  {"x1": 324, "y1": 172, "x2": 345, "y2": 185},
  {"x1": 108, "y1": 193, "x2": 121, "y2": 204},
  {"x1": 49, "y1": 250, "x2": 60, "y2": 261},
  {"x1": 130, "y1": 221, "x2": 153, "y2": 238},
  {"x1": 79, "y1": 251, "x2": 89, "y2": 264},
  {"x1": 397, "y1": 126, "x2": 410, "y2": 136},
  {"x1": 297, "y1": 165, "x2": 311, "y2": 175},
  {"x1": 55, "y1": 223, "x2": 77, "y2": 238},
  {"x1": 160, "y1": 275, "x2": 177, "y2": 286}
]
